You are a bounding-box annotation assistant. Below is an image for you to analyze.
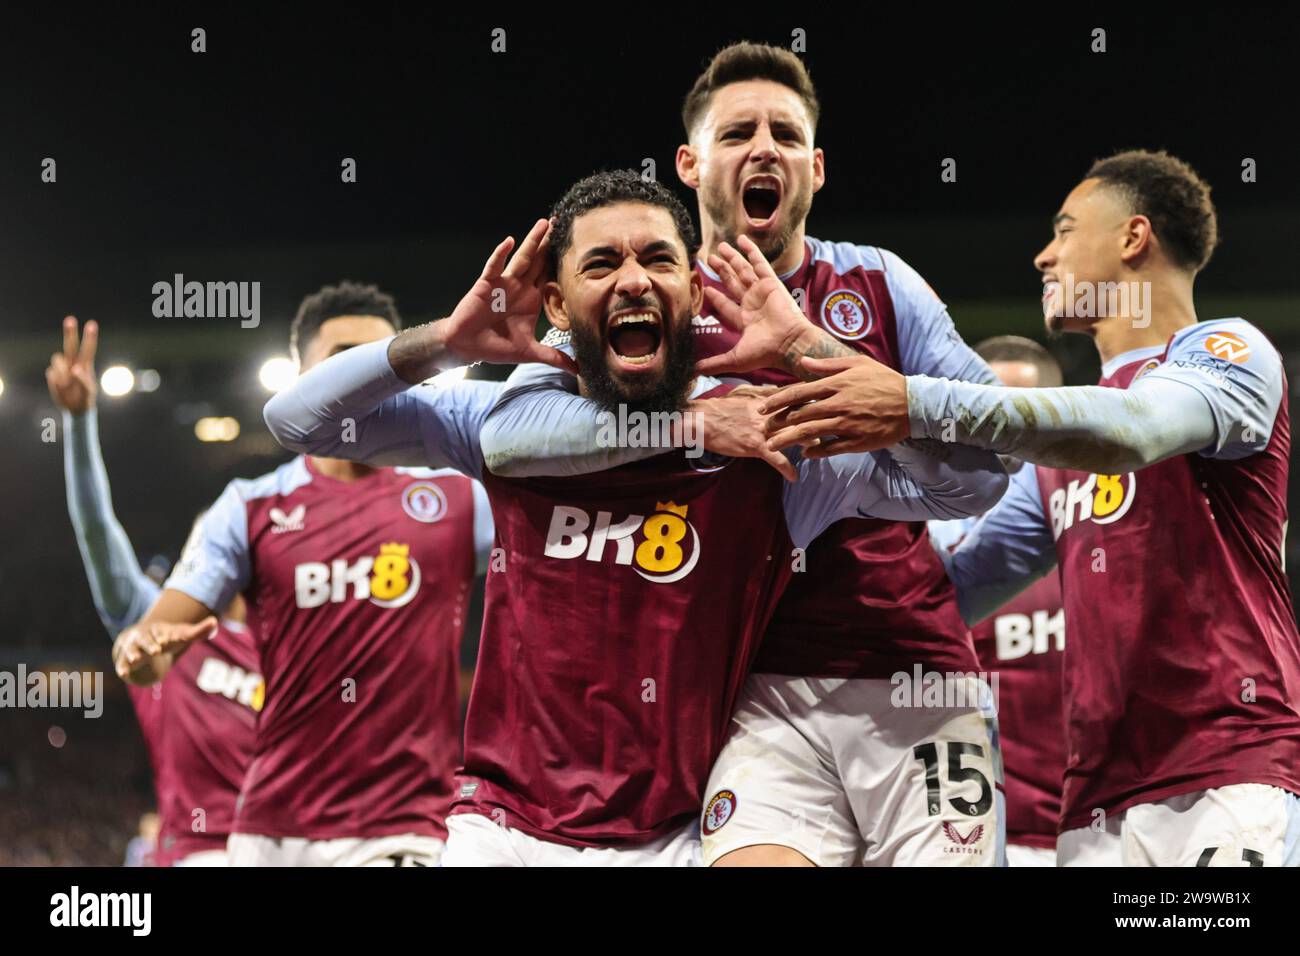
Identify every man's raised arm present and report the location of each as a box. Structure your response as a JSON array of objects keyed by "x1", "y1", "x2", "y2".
[
  {"x1": 48, "y1": 318, "x2": 160, "y2": 635},
  {"x1": 265, "y1": 219, "x2": 575, "y2": 476},
  {"x1": 481, "y1": 235, "x2": 863, "y2": 481},
  {"x1": 480, "y1": 335, "x2": 801, "y2": 479},
  {"x1": 262, "y1": 336, "x2": 502, "y2": 477}
]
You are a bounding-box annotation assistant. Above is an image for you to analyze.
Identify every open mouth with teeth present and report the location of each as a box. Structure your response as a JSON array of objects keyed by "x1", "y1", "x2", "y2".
[
  {"x1": 606, "y1": 311, "x2": 665, "y2": 373},
  {"x1": 742, "y1": 177, "x2": 782, "y2": 227}
]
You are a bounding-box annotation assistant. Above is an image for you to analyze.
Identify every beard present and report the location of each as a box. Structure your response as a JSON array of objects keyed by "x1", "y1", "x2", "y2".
[
  {"x1": 569, "y1": 298, "x2": 697, "y2": 416},
  {"x1": 700, "y1": 173, "x2": 813, "y2": 267}
]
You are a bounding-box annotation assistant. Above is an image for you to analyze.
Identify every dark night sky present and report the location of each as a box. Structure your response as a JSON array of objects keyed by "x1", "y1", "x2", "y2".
[
  {"x1": 1, "y1": 5, "x2": 1298, "y2": 653},
  {"x1": 2, "y1": 6, "x2": 1297, "y2": 335}
]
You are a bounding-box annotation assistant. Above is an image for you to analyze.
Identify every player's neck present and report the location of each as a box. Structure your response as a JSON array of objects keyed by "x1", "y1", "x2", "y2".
[
  {"x1": 310, "y1": 456, "x2": 377, "y2": 483},
  {"x1": 1088, "y1": 270, "x2": 1198, "y2": 366},
  {"x1": 697, "y1": 223, "x2": 807, "y2": 276}
]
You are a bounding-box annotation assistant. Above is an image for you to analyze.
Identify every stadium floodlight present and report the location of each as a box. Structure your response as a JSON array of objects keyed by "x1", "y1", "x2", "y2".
[
  {"x1": 101, "y1": 365, "x2": 135, "y2": 397},
  {"x1": 137, "y1": 369, "x2": 161, "y2": 393},
  {"x1": 0, "y1": 375, "x2": 5, "y2": 399},
  {"x1": 194, "y1": 416, "x2": 241, "y2": 442},
  {"x1": 259, "y1": 356, "x2": 298, "y2": 393}
]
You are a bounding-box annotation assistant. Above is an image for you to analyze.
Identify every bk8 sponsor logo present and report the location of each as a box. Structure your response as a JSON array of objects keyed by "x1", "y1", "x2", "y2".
[
  {"x1": 543, "y1": 501, "x2": 701, "y2": 583},
  {"x1": 195, "y1": 658, "x2": 265, "y2": 712},
  {"x1": 295, "y1": 542, "x2": 421, "y2": 609},
  {"x1": 994, "y1": 608, "x2": 1064, "y2": 661},
  {"x1": 1048, "y1": 473, "x2": 1136, "y2": 539}
]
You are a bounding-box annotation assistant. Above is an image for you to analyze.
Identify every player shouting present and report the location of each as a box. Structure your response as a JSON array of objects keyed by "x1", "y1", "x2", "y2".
[
  {"x1": 480, "y1": 43, "x2": 1006, "y2": 866},
  {"x1": 260, "y1": 172, "x2": 1008, "y2": 864},
  {"x1": 115, "y1": 283, "x2": 496, "y2": 866}
]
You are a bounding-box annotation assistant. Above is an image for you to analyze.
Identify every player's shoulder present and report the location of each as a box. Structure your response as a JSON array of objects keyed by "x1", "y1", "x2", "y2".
[
  {"x1": 805, "y1": 235, "x2": 888, "y2": 274},
  {"x1": 807, "y1": 237, "x2": 939, "y2": 301},
  {"x1": 1167, "y1": 317, "x2": 1278, "y2": 363},
  {"x1": 226, "y1": 456, "x2": 313, "y2": 504}
]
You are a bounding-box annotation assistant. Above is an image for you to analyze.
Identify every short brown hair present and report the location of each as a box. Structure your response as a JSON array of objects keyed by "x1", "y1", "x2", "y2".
[
  {"x1": 975, "y1": 335, "x2": 1063, "y2": 388},
  {"x1": 682, "y1": 42, "x2": 820, "y2": 140},
  {"x1": 1085, "y1": 149, "x2": 1218, "y2": 272}
]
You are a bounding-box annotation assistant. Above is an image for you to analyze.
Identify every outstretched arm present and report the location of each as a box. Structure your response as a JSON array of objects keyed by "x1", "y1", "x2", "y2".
[
  {"x1": 113, "y1": 589, "x2": 218, "y2": 686},
  {"x1": 63, "y1": 409, "x2": 160, "y2": 634},
  {"x1": 902, "y1": 375, "x2": 1215, "y2": 473},
  {"x1": 480, "y1": 341, "x2": 655, "y2": 477},
  {"x1": 782, "y1": 438, "x2": 1008, "y2": 549},
  {"x1": 46, "y1": 317, "x2": 161, "y2": 635},
  {"x1": 763, "y1": 320, "x2": 1283, "y2": 473},
  {"x1": 481, "y1": 331, "x2": 799, "y2": 480},
  {"x1": 263, "y1": 338, "x2": 502, "y2": 478},
  {"x1": 113, "y1": 479, "x2": 254, "y2": 686},
  {"x1": 266, "y1": 220, "x2": 579, "y2": 476}
]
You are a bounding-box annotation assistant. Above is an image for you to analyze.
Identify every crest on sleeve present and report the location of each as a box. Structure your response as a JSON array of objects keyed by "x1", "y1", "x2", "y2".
[
  {"x1": 702, "y1": 790, "x2": 737, "y2": 835},
  {"x1": 820, "y1": 289, "x2": 873, "y2": 340}
]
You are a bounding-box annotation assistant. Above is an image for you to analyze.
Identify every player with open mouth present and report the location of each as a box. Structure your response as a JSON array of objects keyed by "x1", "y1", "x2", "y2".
[
  {"x1": 481, "y1": 43, "x2": 1008, "y2": 867},
  {"x1": 259, "y1": 171, "x2": 1010, "y2": 865}
]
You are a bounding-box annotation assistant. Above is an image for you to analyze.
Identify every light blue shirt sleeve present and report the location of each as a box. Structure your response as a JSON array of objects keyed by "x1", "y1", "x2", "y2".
[
  {"x1": 938, "y1": 464, "x2": 1058, "y2": 625},
  {"x1": 62, "y1": 409, "x2": 161, "y2": 635},
  {"x1": 262, "y1": 337, "x2": 502, "y2": 480},
  {"x1": 481, "y1": 336, "x2": 722, "y2": 477},
  {"x1": 482, "y1": 358, "x2": 658, "y2": 477},
  {"x1": 906, "y1": 363, "x2": 1219, "y2": 473},
  {"x1": 471, "y1": 480, "x2": 494, "y2": 576},
  {"x1": 781, "y1": 439, "x2": 1008, "y2": 549},
  {"x1": 1138, "y1": 318, "x2": 1284, "y2": 460},
  {"x1": 162, "y1": 480, "x2": 251, "y2": 617},
  {"x1": 882, "y1": 248, "x2": 999, "y2": 385}
]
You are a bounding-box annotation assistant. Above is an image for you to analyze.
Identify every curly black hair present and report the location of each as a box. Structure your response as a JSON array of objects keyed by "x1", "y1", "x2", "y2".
[
  {"x1": 547, "y1": 170, "x2": 698, "y2": 275},
  {"x1": 290, "y1": 281, "x2": 402, "y2": 364},
  {"x1": 1086, "y1": 150, "x2": 1218, "y2": 272}
]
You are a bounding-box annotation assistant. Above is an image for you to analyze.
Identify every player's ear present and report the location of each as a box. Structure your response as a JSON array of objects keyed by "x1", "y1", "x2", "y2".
[
  {"x1": 676, "y1": 143, "x2": 700, "y2": 190},
  {"x1": 1120, "y1": 214, "x2": 1154, "y2": 266},
  {"x1": 689, "y1": 267, "x2": 704, "y2": 317},
  {"x1": 542, "y1": 281, "x2": 571, "y2": 331},
  {"x1": 811, "y1": 146, "x2": 826, "y2": 194}
]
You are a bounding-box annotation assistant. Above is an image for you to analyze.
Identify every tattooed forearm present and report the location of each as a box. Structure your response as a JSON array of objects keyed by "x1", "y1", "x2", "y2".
[
  {"x1": 781, "y1": 327, "x2": 858, "y2": 380},
  {"x1": 387, "y1": 321, "x2": 453, "y2": 384}
]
